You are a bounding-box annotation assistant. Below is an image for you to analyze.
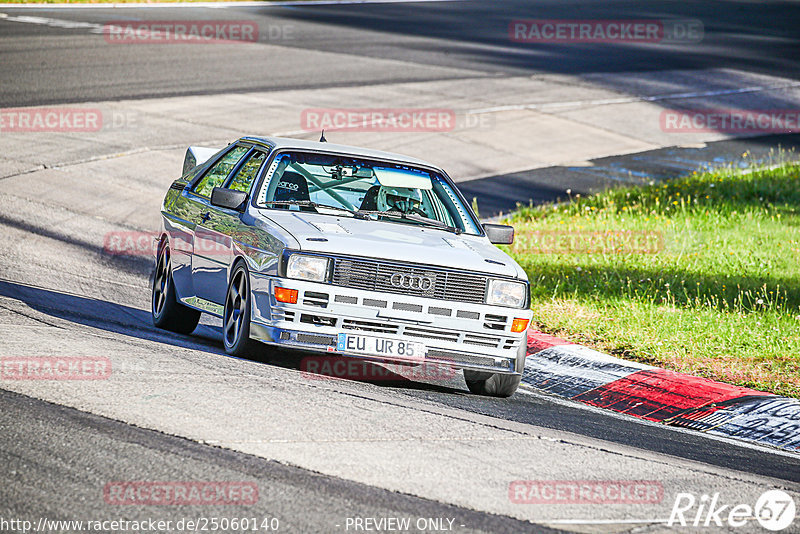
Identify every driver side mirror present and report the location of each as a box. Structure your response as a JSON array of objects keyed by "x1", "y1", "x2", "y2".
[
  {"x1": 211, "y1": 187, "x2": 248, "y2": 212},
  {"x1": 483, "y1": 223, "x2": 514, "y2": 245}
]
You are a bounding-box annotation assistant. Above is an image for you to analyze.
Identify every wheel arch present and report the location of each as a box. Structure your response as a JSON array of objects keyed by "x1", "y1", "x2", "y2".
[
  {"x1": 229, "y1": 255, "x2": 249, "y2": 280},
  {"x1": 156, "y1": 232, "x2": 170, "y2": 255}
]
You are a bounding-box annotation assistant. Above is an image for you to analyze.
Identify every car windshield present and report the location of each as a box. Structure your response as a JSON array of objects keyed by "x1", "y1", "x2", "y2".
[{"x1": 255, "y1": 151, "x2": 481, "y2": 235}]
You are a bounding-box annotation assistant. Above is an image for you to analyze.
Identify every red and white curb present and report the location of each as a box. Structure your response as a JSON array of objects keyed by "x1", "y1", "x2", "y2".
[{"x1": 523, "y1": 331, "x2": 800, "y2": 453}]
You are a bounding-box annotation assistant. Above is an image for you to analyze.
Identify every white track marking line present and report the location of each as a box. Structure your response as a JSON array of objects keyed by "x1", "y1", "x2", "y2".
[
  {"x1": 470, "y1": 81, "x2": 800, "y2": 114},
  {"x1": 1, "y1": 14, "x2": 107, "y2": 33},
  {"x1": 0, "y1": 0, "x2": 464, "y2": 9}
]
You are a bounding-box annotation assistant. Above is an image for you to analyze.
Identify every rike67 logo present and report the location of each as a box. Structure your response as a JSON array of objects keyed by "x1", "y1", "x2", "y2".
[{"x1": 669, "y1": 490, "x2": 796, "y2": 531}]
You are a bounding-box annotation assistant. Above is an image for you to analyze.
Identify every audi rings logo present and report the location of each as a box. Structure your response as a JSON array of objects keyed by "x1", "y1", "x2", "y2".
[{"x1": 390, "y1": 273, "x2": 434, "y2": 291}]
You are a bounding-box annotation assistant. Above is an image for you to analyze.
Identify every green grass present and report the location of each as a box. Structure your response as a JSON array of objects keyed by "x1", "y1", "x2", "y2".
[{"x1": 502, "y1": 153, "x2": 800, "y2": 398}]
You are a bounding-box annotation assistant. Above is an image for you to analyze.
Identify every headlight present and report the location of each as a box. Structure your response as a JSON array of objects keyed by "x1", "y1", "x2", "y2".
[
  {"x1": 286, "y1": 254, "x2": 330, "y2": 282},
  {"x1": 486, "y1": 279, "x2": 527, "y2": 308}
]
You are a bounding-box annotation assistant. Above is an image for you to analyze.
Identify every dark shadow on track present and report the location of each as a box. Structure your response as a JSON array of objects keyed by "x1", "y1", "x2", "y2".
[
  {"x1": 0, "y1": 214, "x2": 152, "y2": 278},
  {"x1": 0, "y1": 279, "x2": 222, "y2": 353},
  {"x1": 0, "y1": 279, "x2": 463, "y2": 395},
  {"x1": 267, "y1": 349, "x2": 465, "y2": 394}
]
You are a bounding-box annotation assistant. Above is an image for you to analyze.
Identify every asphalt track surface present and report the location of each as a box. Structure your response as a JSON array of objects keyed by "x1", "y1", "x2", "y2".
[
  {"x1": 1, "y1": 1, "x2": 800, "y2": 533},
  {"x1": 1, "y1": 0, "x2": 799, "y2": 106},
  {"x1": 0, "y1": 388, "x2": 556, "y2": 533}
]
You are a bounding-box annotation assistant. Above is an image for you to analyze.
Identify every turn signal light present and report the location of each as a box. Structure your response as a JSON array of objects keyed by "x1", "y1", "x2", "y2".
[
  {"x1": 510, "y1": 318, "x2": 530, "y2": 333},
  {"x1": 274, "y1": 287, "x2": 298, "y2": 304}
]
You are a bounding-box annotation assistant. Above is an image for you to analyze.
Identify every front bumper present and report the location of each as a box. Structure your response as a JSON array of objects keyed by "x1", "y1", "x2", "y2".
[{"x1": 248, "y1": 273, "x2": 531, "y2": 374}]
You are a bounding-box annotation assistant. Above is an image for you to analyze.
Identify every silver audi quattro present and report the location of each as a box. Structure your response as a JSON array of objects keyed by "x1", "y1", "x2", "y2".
[{"x1": 153, "y1": 136, "x2": 532, "y2": 397}]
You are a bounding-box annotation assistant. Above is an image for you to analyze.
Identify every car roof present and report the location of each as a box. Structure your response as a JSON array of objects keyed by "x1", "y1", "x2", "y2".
[{"x1": 241, "y1": 136, "x2": 439, "y2": 170}]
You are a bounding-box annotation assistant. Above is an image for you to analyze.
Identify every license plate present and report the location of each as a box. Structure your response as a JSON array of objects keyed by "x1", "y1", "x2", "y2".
[{"x1": 337, "y1": 334, "x2": 426, "y2": 361}]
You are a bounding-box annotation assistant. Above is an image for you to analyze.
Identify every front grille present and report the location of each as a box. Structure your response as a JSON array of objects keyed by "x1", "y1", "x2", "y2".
[
  {"x1": 393, "y1": 302, "x2": 423, "y2": 312},
  {"x1": 484, "y1": 314, "x2": 507, "y2": 330},
  {"x1": 363, "y1": 298, "x2": 387, "y2": 308},
  {"x1": 296, "y1": 333, "x2": 337, "y2": 345},
  {"x1": 300, "y1": 314, "x2": 336, "y2": 327},
  {"x1": 427, "y1": 349, "x2": 512, "y2": 369},
  {"x1": 463, "y1": 333, "x2": 502, "y2": 348},
  {"x1": 303, "y1": 291, "x2": 329, "y2": 308},
  {"x1": 331, "y1": 258, "x2": 488, "y2": 304},
  {"x1": 273, "y1": 309, "x2": 296, "y2": 322},
  {"x1": 405, "y1": 326, "x2": 460, "y2": 343},
  {"x1": 341, "y1": 319, "x2": 399, "y2": 334}
]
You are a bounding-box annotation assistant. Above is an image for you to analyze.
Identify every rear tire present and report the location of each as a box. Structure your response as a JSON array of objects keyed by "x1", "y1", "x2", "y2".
[
  {"x1": 223, "y1": 263, "x2": 259, "y2": 357},
  {"x1": 152, "y1": 242, "x2": 201, "y2": 335}
]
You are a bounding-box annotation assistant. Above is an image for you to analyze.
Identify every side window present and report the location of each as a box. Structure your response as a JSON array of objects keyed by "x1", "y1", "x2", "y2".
[
  {"x1": 226, "y1": 150, "x2": 267, "y2": 193},
  {"x1": 192, "y1": 145, "x2": 249, "y2": 198}
]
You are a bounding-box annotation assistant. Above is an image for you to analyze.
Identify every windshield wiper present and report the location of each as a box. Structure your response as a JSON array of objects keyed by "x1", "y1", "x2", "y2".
[
  {"x1": 358, "y1": 210, "x2": 462, "y2": 234},
  {"x1": 263, "y1": 200, "x2": 370, "y2": 220}
]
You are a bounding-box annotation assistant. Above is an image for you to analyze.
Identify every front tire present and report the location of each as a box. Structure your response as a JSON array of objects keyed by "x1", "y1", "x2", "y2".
[
  {"x1": 223, "y1": 263, "x2": 258, "y2": 357},
  {"x1": 152, "y1": 242, "x2": 201, "y2": 335},
  {"x1": 464, "y1": 340, "x2": 526, "y2": 397},
  {"x1": 464, "y1": 370, "x2": 522, "y2": 398}
]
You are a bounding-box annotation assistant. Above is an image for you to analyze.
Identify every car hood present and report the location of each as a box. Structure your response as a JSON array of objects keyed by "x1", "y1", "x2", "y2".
[{"x1": 259, "y1": 211, "x2": 526, "y2": 279}]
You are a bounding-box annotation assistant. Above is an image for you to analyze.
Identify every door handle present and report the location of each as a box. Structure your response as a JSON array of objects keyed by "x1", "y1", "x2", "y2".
[{"x1": 201, "y1": 212, "x2": 212, "y2": 223}]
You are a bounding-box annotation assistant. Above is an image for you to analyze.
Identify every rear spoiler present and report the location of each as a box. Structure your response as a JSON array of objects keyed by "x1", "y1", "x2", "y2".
[{"x1": 183, "y1": 146, "x2": 220, "y2": 176}]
